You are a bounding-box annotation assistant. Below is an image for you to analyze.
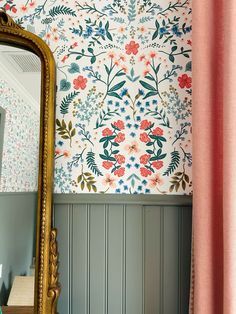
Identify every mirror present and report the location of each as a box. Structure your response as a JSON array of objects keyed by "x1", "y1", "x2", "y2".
[
  {"x1": 0, "y1": 45, "x2": 41, "y2": 310},
  {"x1": 0, "y1": 11, "x2": 60, "y2": 314}
]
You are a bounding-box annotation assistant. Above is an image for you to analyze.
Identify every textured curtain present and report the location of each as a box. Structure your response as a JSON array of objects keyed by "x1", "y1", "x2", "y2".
[{"x1": 191, "y1": 0, "x2": 236, "y2": 313}]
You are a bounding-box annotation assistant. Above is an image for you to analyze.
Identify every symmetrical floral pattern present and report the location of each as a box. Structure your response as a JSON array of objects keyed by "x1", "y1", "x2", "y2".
[
  {"x1": 4, "y1": 0, "x2": 193, "y2": 194},
  {"x1": 0, "y1": 80, "x2": 39, "y2": 192}
]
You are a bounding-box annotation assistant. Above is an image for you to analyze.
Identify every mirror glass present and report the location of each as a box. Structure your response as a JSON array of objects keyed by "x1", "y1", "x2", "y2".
[{"x1": 0, "y1": 45, "x2": 41, "y2": 310}]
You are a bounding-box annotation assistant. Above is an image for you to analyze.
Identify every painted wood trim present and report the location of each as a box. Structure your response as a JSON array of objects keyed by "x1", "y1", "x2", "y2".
[{"x1": 53, "y1": 194, "x2": 192, "y2": 206}]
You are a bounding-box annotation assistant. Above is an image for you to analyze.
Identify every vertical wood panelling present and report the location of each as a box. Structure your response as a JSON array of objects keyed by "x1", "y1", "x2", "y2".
[
  {"x1": 54, "y1": 201, "x2": 192, "y2": 314},
  {"x1": 163, "y1": 207, "x2": 180, "y2": 314},
  {"x1": 107, "y1": 205, "x2": 123, "y2": 314},
  {"x1": 71, "y1": 205, "x2": 87, "y2": 314},
  {"x1": 90, "y1": 205, "x2": 106, "y2": 314},
  {"x1": 144, "y1": 206, "x2": 161, "y2": 314},
  {"x1": 126, "y1": 205, "x2": 143, "y2": 314}
]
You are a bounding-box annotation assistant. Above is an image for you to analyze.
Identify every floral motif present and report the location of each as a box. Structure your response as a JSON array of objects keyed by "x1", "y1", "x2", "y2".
[{"x1": 11, "y1": 0, "x2": 192, "y2": 194}]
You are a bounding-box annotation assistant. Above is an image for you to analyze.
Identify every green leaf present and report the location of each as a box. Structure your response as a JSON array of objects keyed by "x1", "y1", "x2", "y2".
[
  {"x1": 60, "y1": 91, "x2": 79, "y2": 115},
  {"x1": 49, "y1": 5, "x2": 76, "y2": 17},
  {"x1": 185, "y1": 61, "x2": 192, "y2": 72},
  {"x1": 171, "y1": 46, "x2": 178, "y2": 52},
  {"x1": 91, "y1": 56, "x2": 96, "y2": 64},
  {"x1": 139, "y1": 80, "x2": 156, "y2": 91},
  {"x1": 163, "y1": 150, "x2": 180, "y2": 176},
  {"x1": 169, "y1": 54, "x2": 175, "y2": 63},
  {"x1": 60, "y1": 79, "x2": 71, "y2": 91},
  {"x1": 86, "y1": 151, "x2": 103, "y2": 176},
  {"x1": 143, "y1": 91, "x2": 158, "y2": 99},
  {"x1": 107, "y1": 92, "x2": 122, "y2": 99},
  {"x1": 109, "y1": 81, "x2": 126, "y2": 92},
  {"x1": 68, "y1": 62, "x2": 80, "y2": 74}
]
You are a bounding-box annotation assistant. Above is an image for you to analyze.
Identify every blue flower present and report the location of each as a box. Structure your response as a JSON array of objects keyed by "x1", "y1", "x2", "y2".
[
  {"x1": 145, "y1": 101, "x2": 150, "y2": 107},
  {"x1": 116, "y1": 188, "x2": 121, "y2": 193},
  {"x1": 134, "y1": 124, "x2": 139, "y2": 129},
  {"x1": 130, "y1": 132, "x2": 136, "y2": 137},
  {"x1": 97, "y1": 27, "x2": 105, "y2": 36},
  {"x1": 130, "y1": 156, "x2": 135, "y2": 162},
  {"x1": 57, "y1": 141, "x2": 64, "y2": 146},
  {"x1": 136, "y1": 116, "x2": 141, "y2": 121},
  {"x1": 138, "y1": 89, "x2": 144, "y2": 96},
  {"x1": 124, "y1": 185, "x2": 128, "y2": 191},
  {"x1": 119, "y1": 179, "x2": 124, "y2": 185},
  {"x1": 120, "y1": 107, "x2": 126, "y2": 113},
  {"x1": 126, "y1": 123, "x2": 132, "y2": 128},
  {"x1": 108, "y1": 100, "x2": 113, "y2": 105},
  {"x1": 153, "y1": 99, "x2": 158, "y2": 105},
  {"x1": 134, "y1": 163, "x2": 140, "y2": 169},
  {"x1": 159, "y1": 27, "x2": 167, "y2": 34},
  {"x1": 120, "y1": 88, "x2": 128, "y2": 97},
  {"x1": 124, "y1": 100, "x2": 129, "y2": 106},
  {"x1": 125, "y1": 115, "x2": 131, "y2": 121},
  {"x1": 145, "y1": 189, "x2": 151, "y2": 193},
  {"x1": 142, "y1": 180, "x2": 147, "y2": 185},
  {"x1": 138, "y1": 186, "x2": 142, "y2": 191},
  {"x1": 126, "y1": 163, "x2": 132, "y2": 169}
]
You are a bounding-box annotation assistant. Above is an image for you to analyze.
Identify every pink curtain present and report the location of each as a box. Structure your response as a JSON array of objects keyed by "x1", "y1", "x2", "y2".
[{"x1": 191, "y1": 0, "x2": 236, "y2": 313}]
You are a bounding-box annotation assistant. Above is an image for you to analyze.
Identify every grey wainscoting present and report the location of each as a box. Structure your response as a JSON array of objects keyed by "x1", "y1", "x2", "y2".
[
  {"x1": 54, "y1": 194, "x2": 192, "y2": 314},
  {"x1": 0, "y1": 192, "x2": 37, "y2": 305}
]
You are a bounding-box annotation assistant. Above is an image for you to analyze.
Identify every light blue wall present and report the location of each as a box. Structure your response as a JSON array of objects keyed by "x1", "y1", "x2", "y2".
[{"x1": 0, "y1": 192, "x2": 37, "y2": 305}]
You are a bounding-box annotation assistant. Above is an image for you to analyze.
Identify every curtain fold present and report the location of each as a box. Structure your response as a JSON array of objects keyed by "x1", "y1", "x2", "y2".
[{"x1": 191, "y1": 0, "x2": 236, "y2": 313}]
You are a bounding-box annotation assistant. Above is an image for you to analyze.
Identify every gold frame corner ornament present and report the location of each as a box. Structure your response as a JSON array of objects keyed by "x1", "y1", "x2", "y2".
[{"x1": 0, "y1": 11, "x2": 60, "y2": 314}]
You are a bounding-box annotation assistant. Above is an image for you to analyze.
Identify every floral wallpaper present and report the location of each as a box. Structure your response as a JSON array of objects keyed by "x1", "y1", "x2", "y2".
[
  {"x1": 1, "y1": 0, "x2": 192, "y2": 194},
  {"x1": 0, "y1": 80, "x2": 40, "y2": 192}
]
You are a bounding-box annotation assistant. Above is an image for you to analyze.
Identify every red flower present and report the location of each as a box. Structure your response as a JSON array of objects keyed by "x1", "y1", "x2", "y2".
[
  {"x1": 102, "y1": 161, "x2": 113, "y2": 169},
  {"x1": 4, "y1": 4, "x2": 10, "y2": 10},
  {"x1": 140, "y1": 154, "x2": 151, "y2": 165},
  {"x1": 73, "y1": 75, "x2": 88, "y2": 90},
  {"x1": 140, "y1": 167, "x2": 152, "y2": 177},
  {"x1": 178, "y1": 74, "x2": 192, "y2": 89},
  {"x1": 115, "y1": 154, "x2": 125, "y2": 164},
  {"x1": 113, "y1": 120, "x2": 125, "y2": 130},
  {"x1": 12, "y1": 6, "x2": 17, "y2": 13},
  {"x1": 115, "y1": 132, "x2": 125, "y2": 143},
  {"x1": 152, "y1": 161, "x2": 163, "y2": 170},
  {"x1": 140, "y1": 119, "x2": 152, "y2": 130},
  {"x1": 125, "y1": 41, "x2": 140, "y2": 55},
  {"x1": 140, "y1": 132, "x2": 151, "y2": 143},
  {"x1": 152, "y1": 127, "x2": 163, "y2": 136},
  {"x1": 102, "y1": 128, "x2": 113, "y2": 137},
  {"x1": 114, "y1": 167, "x2": 125, "y2": 177}
]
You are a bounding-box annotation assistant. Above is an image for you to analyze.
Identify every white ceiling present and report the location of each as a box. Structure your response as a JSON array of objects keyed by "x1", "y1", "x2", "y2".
[{"x1": 0, "y1": 45, "x2": 41, "y2": 105}]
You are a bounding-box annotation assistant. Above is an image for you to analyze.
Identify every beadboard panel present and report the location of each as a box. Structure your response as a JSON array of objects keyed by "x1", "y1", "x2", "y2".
[{"x1": 54, "y1": 196, "x2": 192, "y2": 314}]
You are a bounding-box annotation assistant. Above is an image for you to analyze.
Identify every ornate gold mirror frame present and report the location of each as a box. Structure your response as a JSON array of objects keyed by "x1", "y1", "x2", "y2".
[{"x1": 0, "y1": 11, "x2": 60, "y2": 314}]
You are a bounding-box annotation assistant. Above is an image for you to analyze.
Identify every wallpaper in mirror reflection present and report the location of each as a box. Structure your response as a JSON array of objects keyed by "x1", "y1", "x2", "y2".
[{"x1": 0, "y1": 45, "x2": 41, "y2": 308}]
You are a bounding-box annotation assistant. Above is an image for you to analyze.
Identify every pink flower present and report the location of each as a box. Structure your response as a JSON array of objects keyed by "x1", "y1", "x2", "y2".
[
  {"x1": 114, "y1": 132, "x2": 125, "y2": 143},
  {"x1": 114, "y1": 167, "x2": 125, "y2": 177},
  {"x1": 102, "y1": 161, "x2": 113, "y2": 170},
  {"x1": 113, "y1": 120, "x2": 125, "y2": 130},
  {"x1": 140, "y1": 154, "x2": 151, "y2": 165},
  {"x1": 125, "y1": 141, "x2": 140, "y2": 154},
  {"x1": 55, "y1": 148, "x2": 61, "y2": 155},
  {"x1": 12, "y1": 6, "x2": 17, "y2": 13},
  {"x1": 125, "y1": 40, "x2": 140, "y2": 55},
  {"x1": 140, "y1": 167, "x2": 152, "y2": 177},
  {"x1": 140, "y1": 132, "x2": 151, "y2": 143},
  {"x1": 178, "y1": 74, "x2": 192, "y2": 89},
  {"x1": 140, "y1": 119, "x2": 152, "y2": 130},
  {"x1": 4, "y1": 4, "x2": 10, "y2": 10},
  {"x1": 152, "y1": 161, "x2": 163, "y2": 170},
  {"x1": 73, "y1": 75, "x2": 88, "y2": 90},
  {"x1": 152, "y1": 127, "x2": 164, "y2": 136},
  {"x1": 102, "y1": 128, "x2": 113, "y2": 137},
  {"x1": 63, "y1": 150, "x2": 70, "y2": 158},
  {"x1": 149, "y1": 173, "x2": 164, "y2": 188},
  {"x1": 115, "y1": 154, "x2": 125, "y2": 164},
  {"x1": 61, "y1": 55, "x2": 69, "y2": 63},
  {"x1": 102, "y1": 174, "x2": 116, "y2": 188}
]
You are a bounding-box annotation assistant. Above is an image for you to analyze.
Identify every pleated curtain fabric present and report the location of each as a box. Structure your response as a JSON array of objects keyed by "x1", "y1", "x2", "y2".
[{"x1": 191, "y1": 0, "x2": 236, "y2": 313}]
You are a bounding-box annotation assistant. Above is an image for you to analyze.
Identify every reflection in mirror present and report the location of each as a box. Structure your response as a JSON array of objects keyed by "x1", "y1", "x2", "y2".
[{"x1": 0, "y1": 45, "x2": 41, "y2": 311}]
